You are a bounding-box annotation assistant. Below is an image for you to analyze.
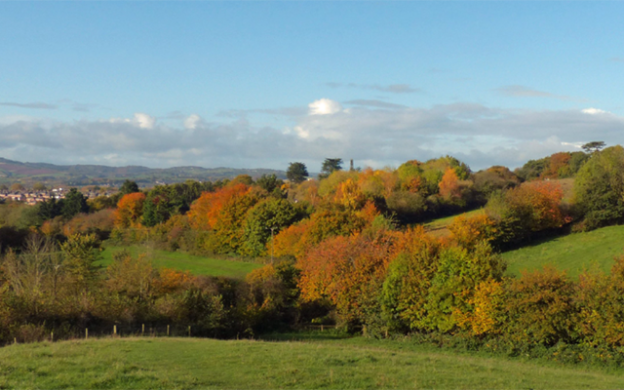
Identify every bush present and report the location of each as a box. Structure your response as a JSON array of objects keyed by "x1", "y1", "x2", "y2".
[{"x1": 502, "y1": 267, "x2": 577, "y2": 346}]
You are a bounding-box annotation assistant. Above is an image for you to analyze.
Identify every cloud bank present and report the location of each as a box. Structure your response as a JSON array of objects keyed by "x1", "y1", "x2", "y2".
[{"x1": 1, "y1": 100, "x2": 622, "y2": 171}]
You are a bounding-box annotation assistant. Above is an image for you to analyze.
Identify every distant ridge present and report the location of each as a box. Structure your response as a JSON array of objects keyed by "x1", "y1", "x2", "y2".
[{"x1": 0, "y1": 157, "x2": 287, "y2": 187}]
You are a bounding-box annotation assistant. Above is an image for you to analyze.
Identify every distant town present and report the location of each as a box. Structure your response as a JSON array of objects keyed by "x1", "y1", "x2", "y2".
[{"x1": 0, "y1": 187, "x2": 116, "y2": 206}]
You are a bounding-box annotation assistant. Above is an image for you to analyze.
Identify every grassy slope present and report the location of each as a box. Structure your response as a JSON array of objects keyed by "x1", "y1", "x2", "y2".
[
  {"x1": 1, "y1": 337, "x2": 624, "y2": 389},
  {"x1": 99, "y1": 245, "x2": 263, "y2": 278},
  {"x1": 503, "y1": 225, "x2": 624, "y2": 278},
  {"x1": 422, "y1": 208, "x2": 485, "y2": 237}
]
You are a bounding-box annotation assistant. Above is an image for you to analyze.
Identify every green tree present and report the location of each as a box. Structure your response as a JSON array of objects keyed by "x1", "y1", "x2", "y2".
[
  {"x1": 38, "y1": 198, "x2": 63, "y2": 221},
  {"x1": 582, "y1": 141, "x2": 606, "y2": 154},
  {"x1": 142, "y1": 189, "x2": 173, "y2": 227},
  {"x1": 241, "y1": 198, "x2": 301, "y2": 257},
  {"x1": 60, "y1": 233, "x2": 102, "y2": 289},
  {"x1": 230, "y1": 174, "x2": 254, "y2": 186},
  {"x1": 256, "y1": 174, "x2": 284, "y2": 195},
  {"x1": 119, "y1": 180, "x2": 140, "y2": 195},
  {"x1": 423, "y1": 242, "x2": 506, "y2": 333},
  {"x1": 62, "y1": 188, "x2": 89, "y2": 219},
  {"x1": 176, "y1": 180, "x2": 205, "y2": 211},
  {"x1": 320, "y1": 158, "x2": 343, "y2": 179},
  {"x1": 575, "y1": 145, "x2": 624, "y2": 229},
  {"x1": 287, "y1": 162, "x2": 308, "y2": 184}
]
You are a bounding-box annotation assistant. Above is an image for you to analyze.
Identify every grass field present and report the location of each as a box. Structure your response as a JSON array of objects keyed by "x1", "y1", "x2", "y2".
[
  {"x1": 503, "y1": 224, "x2": 624, "y2": 278},
  {"x1": 99, "y1": 245, "x2": 263, "y2": 278},
  {"x1": 1, "y1": 337, "x2": 624, "y2": 389}
]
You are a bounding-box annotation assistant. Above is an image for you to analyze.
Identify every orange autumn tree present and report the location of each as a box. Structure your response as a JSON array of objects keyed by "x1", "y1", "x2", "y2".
[
  {"x1": 447, "y1": 213, "x2": 498, "y2": 250},
  {"x1": 486, "y1": 180, "x2": 566, "y2": 244},
  {"x1": 542, "y1": 152, "x2": 572, "y2": 179},
  {"x1": 438, "y1": 167, "x2": 461, "y2": 200},
  {"x1": 188, "y1": 183, "x2": 253, "y2": 231},
  {"x1": 187, "y1": 183, "x2": 258, "y2": 254},
  {"x1": 272, "y1": 221, "x2": 310, "y2": 260},
  {"x1": 272, "y1": 201, "x2": 381, "y2": 262},
  {"x1": 156, "y1": 268, "x2": 193, "y2": 294},
  {"x1": 298, "y1": 231, "x2": 395, "y2": 327},
  {"x1": 515, "y1": 181, "x2": 566, "y2": 230},
  {"x1": 115, "y1": 192, "x2": 146, "y2": 228}
]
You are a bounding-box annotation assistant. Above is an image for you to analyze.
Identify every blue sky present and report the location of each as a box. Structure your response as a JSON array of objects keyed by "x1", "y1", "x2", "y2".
[{"x1": 1, "y1": 2, "x2": 624, "y2": 171}]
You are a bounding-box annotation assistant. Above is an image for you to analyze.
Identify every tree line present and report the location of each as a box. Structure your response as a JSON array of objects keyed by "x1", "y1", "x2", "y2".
[{"x1": 4, "y1": 145, "x2": 624, "y2": 364}]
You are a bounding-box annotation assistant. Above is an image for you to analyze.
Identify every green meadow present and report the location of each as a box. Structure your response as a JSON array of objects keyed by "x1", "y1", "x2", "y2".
[
  {"x1": 502, "y1": 224, "x2": 624, "y2": 278},
  {"x1": 2, "y1": 337, "x2": 624, "y2": 389},
  {"x1": 99, "y1": 245, "x2": 263, "y2": 278}
]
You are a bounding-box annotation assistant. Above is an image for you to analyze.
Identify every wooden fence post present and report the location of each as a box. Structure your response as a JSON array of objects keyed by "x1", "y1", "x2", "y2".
[
  {"x1": 142, "y1": 324, "x2": 145, "y2": 336},
  {"x1": 167, "y1": 325, "x2": 170, "y2": 336},
  {"x1": 188, "y1": 326, "x2": 191, "y2": 337},
  {"x1": 114, "y1": 325, "x2": 117, "y2": 337},
  {"x1": 85, "y1": 328, "x2": 88, "y2": 340}
]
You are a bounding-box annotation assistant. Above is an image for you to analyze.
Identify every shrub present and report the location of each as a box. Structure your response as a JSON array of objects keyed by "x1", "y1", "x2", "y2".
[
  {"x1": 381, "y1": 227, "x2": 442, "y2": 332},
  {"x1": 423, "y1": 242, "x2": 506, "y2": 334},
  {"x1": 502, "y1": 267, "x2": 577, "y2": 346}
]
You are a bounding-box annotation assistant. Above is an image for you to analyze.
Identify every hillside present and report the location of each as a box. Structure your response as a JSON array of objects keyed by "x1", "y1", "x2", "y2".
[
  {"x1": 100, "y1": 245, "x2": 263, "y2": 278},
  {"x1": 1, "y1": 337, "x2": 623, "y2": 389},
  {"x1": 0, "y1": 157, "x2": 287, "y2": 187},
  {"x1": 503, "y1": 224, "x2": 624, "y2": 278}
]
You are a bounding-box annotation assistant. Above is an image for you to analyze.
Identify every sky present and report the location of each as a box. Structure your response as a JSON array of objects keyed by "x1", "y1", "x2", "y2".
[{"x1": 1, "y1": 1, "x2": 624, "y2": 172}]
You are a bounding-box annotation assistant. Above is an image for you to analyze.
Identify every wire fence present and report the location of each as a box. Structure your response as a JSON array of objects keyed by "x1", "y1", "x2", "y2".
[
  {"x1": 4, "y1": 323, "x2": 340, "y2": 346},
  {"x1": 5, "y1": 324, "x2": 211, "y2": 346}
]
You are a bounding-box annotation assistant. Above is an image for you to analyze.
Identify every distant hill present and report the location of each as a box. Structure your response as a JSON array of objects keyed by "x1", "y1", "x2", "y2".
[{"x1": 0, "y1": 157, "x2": 288, "y2": 187}]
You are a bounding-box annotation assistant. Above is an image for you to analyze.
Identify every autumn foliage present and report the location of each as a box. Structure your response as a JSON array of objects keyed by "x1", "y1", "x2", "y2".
[
  {"x1": 17, "y1": 149, "x2": 624, "y2": 360},
  {"x1": 298, "y1": 230, "x2": 395, "y2": 327},
  {"x1": 438, "y1": 167, "x2": 461, "y2": 200},
  {"x1": 115, "y1": 192, "x2": 146, "y2": 228}
]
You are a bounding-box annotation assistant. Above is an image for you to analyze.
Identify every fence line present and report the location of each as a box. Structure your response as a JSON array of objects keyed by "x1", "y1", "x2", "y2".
[{"x1": 3, "y1": 323, "x2": 341, "y2": 347}]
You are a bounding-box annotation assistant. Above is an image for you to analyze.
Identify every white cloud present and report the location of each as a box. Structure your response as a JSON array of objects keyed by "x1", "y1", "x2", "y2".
[
  {"x1": 133, "y1": 113, "x2": 155, "y2": 129},
  {"x1": 109, "y1": 112, "x2": 156, "y2": 129},
  {"x1": 581, "y1": 107, "x2": 608, "y2": 115},
  {"x1": 308, "y1": 98, "x2": 342, "y2": 116},
  {"x1": 561, "y1": 141, "x2": 583, "y2": 149},
  {"x1": 184, "y1": 114, "x2": 202, "y2": 130},
  {"x1": 3, "y1": 102, "x2": 624, "y2": 171},
  {"x1": 293, "y1": 126, "x2": 310, "y2": 139}
]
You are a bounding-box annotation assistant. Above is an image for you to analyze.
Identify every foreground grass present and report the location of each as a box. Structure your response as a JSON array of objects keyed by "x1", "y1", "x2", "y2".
[
  {"x1": 1, "y1": 337, "x2": 623, "y2": 389},
  {"x1": 503, "y1": 224, "x2": 624, "y2": 278},
  {"x1": 99, "y1": 245, "x2": 263, "y2": 278}
]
